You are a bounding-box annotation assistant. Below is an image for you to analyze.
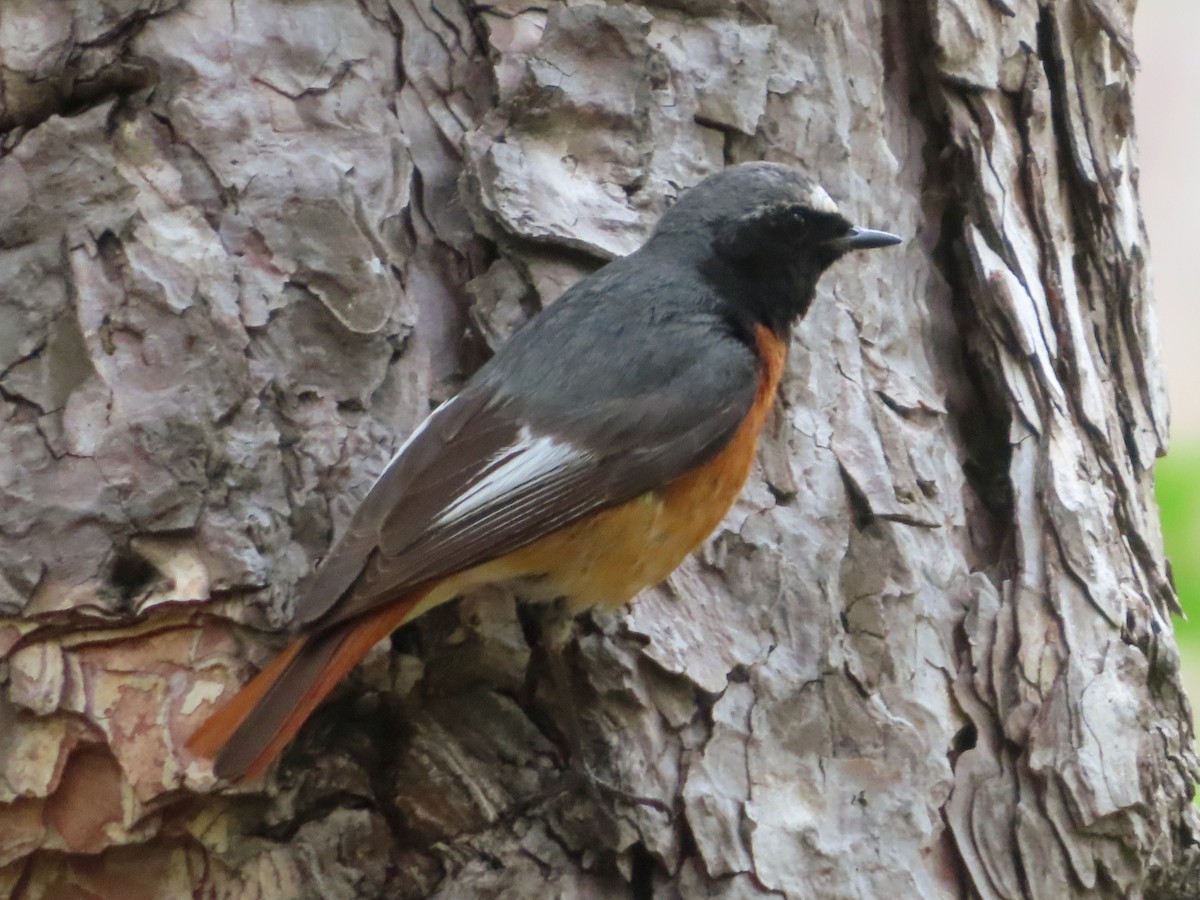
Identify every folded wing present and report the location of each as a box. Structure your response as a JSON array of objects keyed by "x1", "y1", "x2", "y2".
[{"x1": 296, "y1": 341, "x2": 761, "y2": 629}]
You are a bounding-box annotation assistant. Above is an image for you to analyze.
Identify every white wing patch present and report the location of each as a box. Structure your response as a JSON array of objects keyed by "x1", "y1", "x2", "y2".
[{"x1": 431, "y1": 426, "x2": 591, "y2": 528}]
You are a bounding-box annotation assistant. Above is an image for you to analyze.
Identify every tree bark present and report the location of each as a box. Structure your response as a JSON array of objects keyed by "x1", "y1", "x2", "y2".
[{"x1": 0, "y1": 0, "x2": 1195, "y2": 897}]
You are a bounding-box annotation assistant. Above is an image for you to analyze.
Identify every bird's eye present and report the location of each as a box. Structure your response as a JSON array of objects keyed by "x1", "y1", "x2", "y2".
[{"x1": 805, "y1": 210, "x2": 850, "y2": 238}]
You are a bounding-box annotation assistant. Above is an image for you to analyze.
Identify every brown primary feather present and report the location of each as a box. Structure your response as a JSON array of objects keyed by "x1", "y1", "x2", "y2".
[{"x1": 187, "y1": 586, "x2": 432, "y2": 780}]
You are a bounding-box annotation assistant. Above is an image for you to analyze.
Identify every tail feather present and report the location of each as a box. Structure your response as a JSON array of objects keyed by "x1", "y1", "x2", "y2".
[
  {"x1": 187, "y1": 589, "x2": 430, "y2": 782},
  {"x1": 186, "y1": 635, "x2": 307, "y2": 764}
]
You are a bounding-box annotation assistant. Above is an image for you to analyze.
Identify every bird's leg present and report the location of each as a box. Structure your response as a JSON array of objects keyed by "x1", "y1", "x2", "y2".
[
  {"x1": 533, "y1": 598, "x2": 587, "y2": 767},
  {"x1": 532, "y1": 599, "x2": 670, "y2": 816}
]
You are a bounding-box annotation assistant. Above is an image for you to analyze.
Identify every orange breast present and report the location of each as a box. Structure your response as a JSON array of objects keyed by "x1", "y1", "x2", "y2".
[{"x1": 477, "y1": 325, "x2": 787, "y2": 609}]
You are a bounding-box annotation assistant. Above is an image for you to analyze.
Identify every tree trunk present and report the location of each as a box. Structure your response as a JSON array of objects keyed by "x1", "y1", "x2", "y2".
[{"x1": 0, "y1": 0, "x2": 1195, "y2": 897}]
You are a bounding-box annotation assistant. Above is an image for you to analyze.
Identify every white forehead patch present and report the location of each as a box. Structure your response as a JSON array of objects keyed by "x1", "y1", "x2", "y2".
[{"x1": 802, "y1": 184, "x2": 839, "y2": 215}]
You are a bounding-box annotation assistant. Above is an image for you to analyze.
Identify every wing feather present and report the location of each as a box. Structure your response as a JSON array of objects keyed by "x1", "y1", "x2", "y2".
[{"x1": 297, "y1": 320, "x2": 762, "y2": 629}]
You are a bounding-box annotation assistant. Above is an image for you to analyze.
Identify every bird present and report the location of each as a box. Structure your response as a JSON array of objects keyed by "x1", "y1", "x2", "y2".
[{"x1": 186, "y1": 161, "x2": 901, "y2": 782}]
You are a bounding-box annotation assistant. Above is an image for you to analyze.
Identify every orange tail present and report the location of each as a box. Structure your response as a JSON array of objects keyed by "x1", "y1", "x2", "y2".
[{"x1": 187, "y1": 589, "x2": 430, "y2": 782}]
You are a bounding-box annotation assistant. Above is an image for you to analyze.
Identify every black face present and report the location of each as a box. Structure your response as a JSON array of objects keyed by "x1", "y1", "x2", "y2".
[
  {"x1": 652, "y1": 163, "x2": 900, "y2": 334},
  {"x1": 711, "y1": 202, "x2": 858, "y2": 270}
]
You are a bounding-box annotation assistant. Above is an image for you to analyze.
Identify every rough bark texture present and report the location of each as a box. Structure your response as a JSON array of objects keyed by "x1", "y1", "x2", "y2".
[{"x1": 0, "y1": 0, "x2": 1195, "y2": 897}]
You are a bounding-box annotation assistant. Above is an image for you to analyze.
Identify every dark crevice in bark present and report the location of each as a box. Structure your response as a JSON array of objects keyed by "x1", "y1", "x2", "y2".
[
  {"x1": 385, "y1": 2, "x2": 408, "y2": 95},
  {"x1": 107, "y1": 546, "x2": 158, "y2": 603},
  {"x1": 950, "y1": 720, "x2": 977, "y2": 762},
  {"x1": 837, "y1": 461, "x2": 875, "y2": 530},
  {"x1": 935, "y1": 159, "x2": 1015, "y2": 566},
  {"x1": 1008, "y1": 758, "x2": 1036, "y2": 900},
  {"x1": 460, "y1": 0, "x2": 500, "y2": 62},
  {"x1": 886, "y1": 0, "x2": 1015, "y2": 573},
  {"x1": 629, "y1": 842, "x2": 655, "y2": 900},
  {"x1": 0, "y1": 57, "x2": 160, "y2": 140}
]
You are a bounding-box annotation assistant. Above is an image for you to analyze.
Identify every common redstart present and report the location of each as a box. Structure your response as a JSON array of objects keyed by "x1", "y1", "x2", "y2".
[{"x1": 187, "y1": 162, "x2": 901, "y2": 781}]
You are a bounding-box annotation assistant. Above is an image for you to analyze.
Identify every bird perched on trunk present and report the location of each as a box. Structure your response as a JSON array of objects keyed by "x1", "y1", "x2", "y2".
[{"x1": 187, "y1": 161, "x2": 901, "y2": 781}]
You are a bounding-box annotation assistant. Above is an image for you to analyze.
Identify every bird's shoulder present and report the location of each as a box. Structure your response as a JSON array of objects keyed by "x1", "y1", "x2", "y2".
[{"x1": 479, "y1": 247, "x2": 761, "y2": 415}]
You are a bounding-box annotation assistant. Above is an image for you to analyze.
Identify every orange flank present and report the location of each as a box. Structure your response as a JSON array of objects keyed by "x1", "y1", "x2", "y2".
[{"x1": 488, "y1": 324, "x2": 787, "y2": 610}]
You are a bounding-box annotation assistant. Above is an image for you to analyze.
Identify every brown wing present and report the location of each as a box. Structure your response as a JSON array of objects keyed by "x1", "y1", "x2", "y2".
[{"x1": 294, "y1": 346, "x2": 760, "y2": 630}]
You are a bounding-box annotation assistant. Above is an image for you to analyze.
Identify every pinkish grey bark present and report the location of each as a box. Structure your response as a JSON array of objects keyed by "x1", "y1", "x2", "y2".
[{"x1": 0, "y1": 0, "x2": 1194, "y2": 897}]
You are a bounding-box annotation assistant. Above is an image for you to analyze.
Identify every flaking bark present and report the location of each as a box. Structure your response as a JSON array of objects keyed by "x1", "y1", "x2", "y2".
[{"x1": 0, "y1": 0, "x2": 1195, "y2": 897}]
